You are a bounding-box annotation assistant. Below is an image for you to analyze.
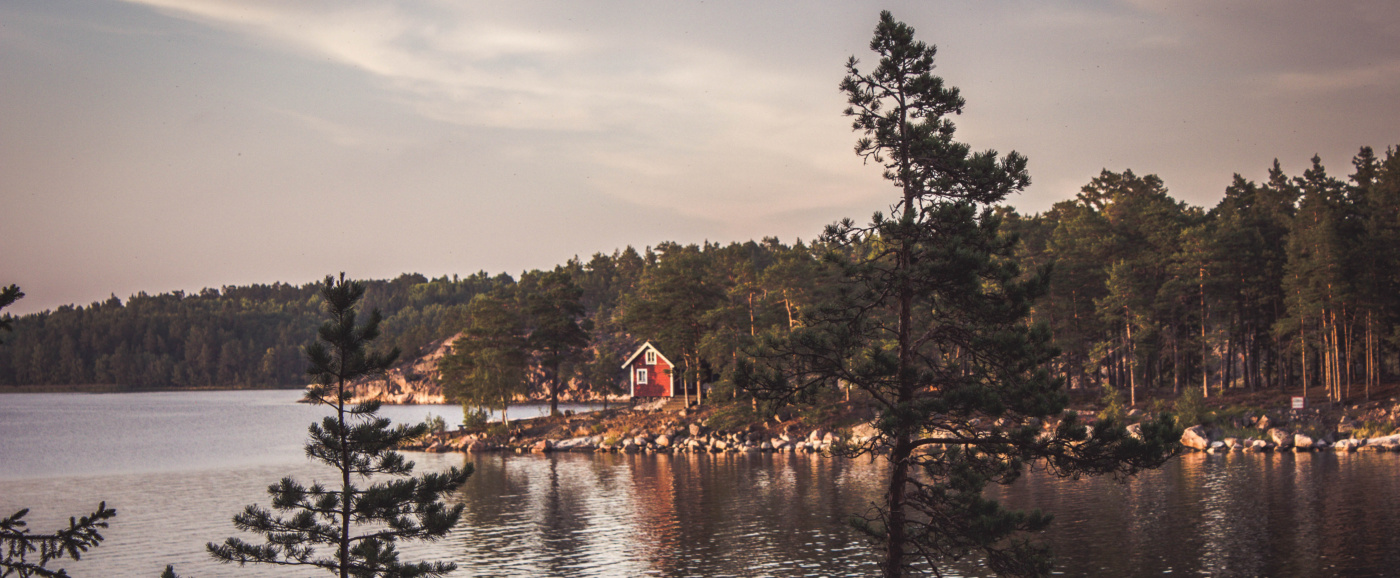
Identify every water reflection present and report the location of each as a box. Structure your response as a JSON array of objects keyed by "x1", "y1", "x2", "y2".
[
  {"x1": 432, "y1": 452, "x2": 887, "y2": 577},
  {"x1": 981, "y1": 451, "x2": 1400, "y2": 577},
  {"x1": 9, "y1": 442, "x2": 1400, "y2": 576}
]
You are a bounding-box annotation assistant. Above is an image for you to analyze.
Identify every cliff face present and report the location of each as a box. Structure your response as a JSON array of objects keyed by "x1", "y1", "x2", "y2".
[{"x1": 337, "y1": 333, "x2": 462, "y2": 405}]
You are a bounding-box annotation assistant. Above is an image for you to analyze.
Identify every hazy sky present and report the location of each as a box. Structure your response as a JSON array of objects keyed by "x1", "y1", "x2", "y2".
[{"x1": 3, "y1": 1, "x2": 1398, "y2": 315}]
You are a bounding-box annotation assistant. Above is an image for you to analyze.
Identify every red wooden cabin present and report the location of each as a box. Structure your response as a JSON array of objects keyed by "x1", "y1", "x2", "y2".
[{"x1": 622, "y1": 342, "x2": 674, "y2": 399}]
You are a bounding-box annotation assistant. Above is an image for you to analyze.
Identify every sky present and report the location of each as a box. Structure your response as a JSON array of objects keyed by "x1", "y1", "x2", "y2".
[{"x1": 2, "y1": 1, "x2": 1398, "y2": 315}]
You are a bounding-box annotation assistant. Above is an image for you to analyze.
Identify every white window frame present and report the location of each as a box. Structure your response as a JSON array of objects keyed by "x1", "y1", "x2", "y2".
[
  {"x1": 637, "y1": 368, "x2": 648, "y2": 385},
  {"x1": 645, "y1": 350, "x2": 657, "y2": 365}
]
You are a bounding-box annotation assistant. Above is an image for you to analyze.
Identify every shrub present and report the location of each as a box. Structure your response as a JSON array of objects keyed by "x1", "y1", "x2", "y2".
[
  {"x1": 461, "y1": 405, "x2": 490, "y2": 429},
  {"x1": 1174, "y1": 386, "x2": 1207, "y2": 427}
]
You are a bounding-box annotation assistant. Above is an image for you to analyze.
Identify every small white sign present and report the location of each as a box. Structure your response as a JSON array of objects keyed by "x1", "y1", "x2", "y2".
[{"x1": 1291, "y1": 396, "x2": 1305, "y2": 410}]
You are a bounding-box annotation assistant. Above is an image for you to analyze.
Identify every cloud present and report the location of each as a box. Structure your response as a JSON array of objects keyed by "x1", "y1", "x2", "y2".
[{"x1": 119, "y1": 0, "x2": 863, "y2": 222}]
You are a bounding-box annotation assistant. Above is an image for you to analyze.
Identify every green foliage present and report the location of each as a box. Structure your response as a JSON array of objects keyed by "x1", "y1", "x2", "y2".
[
  {"x1": 0, "y1": 284, "x2": 23, "y2": 345},
  {"x1": 794, "y1": 387, "x2": 848, "y2": 429},
  {"x1": 1354, "y1": 420, "x2": 1396, "y2": 439},
  {"x1": 208, "y1": 274, "x2": 470, "y2": 577},
  {"x1": 737, "y1": 13, "x2": 1179, "y2": 577},
  {"x1": 1097, "y1": 385, "x2": 1127, "y2": 422},
  {"x1": 705, "y1": 402, "x2": 762, "y2": 433},
  {"x1": 460, "y1": 406, "x2": 490, "y2": 429},
  {"x1": 438, "y1": 293, "x2": 528, "y2": 426},
  {"x1": 1173, "y1": 386, "x2": 1207, "y2": 427},
  {"x1": 518, "y1": 268, "x2": 591, "y2": 415},
  {"x1": 1, "y1": 502, "x2": 116, "y2": 578},
  {"x1": 0, "y1": 273, "x2": 506, "y2": 389},
  {"x1": 423, "y1": 413, "x2": 447, "y2": 434}
]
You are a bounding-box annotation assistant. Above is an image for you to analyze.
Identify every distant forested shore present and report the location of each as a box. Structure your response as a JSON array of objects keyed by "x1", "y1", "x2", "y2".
[{"x1": 4, "y1": 146, "x2": 1400, "y2": 406}]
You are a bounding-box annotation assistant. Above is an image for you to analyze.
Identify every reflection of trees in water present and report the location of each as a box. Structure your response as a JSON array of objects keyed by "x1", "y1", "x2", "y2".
[
  {"x1": 441, "y1": 452, "x2": 888, "y2": 577},
  {"x1": 430, "y1": 452, "x2": 1400, "y2": 576}
]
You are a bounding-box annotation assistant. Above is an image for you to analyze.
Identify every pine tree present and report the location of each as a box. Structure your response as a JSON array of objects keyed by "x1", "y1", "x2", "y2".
[
  {"x1": 208, "y1": 274, "x2": 470, "y2": 578},
  {"x1": 1, "y1": 502, "x2": 116, "y2": 578},
  {"x1": 737, "y1": 13, "x2": 1179, "y2": 577},
  {"x1": 439, "y1": 291, "x2": 529, "y2": 427},
  {"x1": 620, "y1": 242, "x2": 726, "y2": 405},
  {"x1": 0, "y1": 285, "x2": 22, "y2": 345},
  {"x1": 519, "y1": 269, "x2": 591, "y2": 416}
]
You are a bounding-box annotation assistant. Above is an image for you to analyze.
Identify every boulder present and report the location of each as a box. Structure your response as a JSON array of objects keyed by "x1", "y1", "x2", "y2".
[
  {"x1": 1223, "y1": 437, "x2": 1240, "y2": 450},
  {"x1": 1256, "y1": 415, "x2": 1272, "y2": 431},
  {"x1": 1293, "y1": 433, "x2": 1315, "y2": 450},
  {"x1": 1126, "y1": 423, "x2": 1144, "y2": 441},
  {"x1": 1251, "y1": 439, "x2": 1271, "y2": 452},
  {"x1": 655, "y1": 435, "x2": 672, "y2": 447},
  {"x1": 622, "y1": 441, "x2": 640, "y2": 453},
  {"x1": 531, "y1": 440, "x2": 552, "y2": 453},
  {"x1": 1268, "y1": 428, "x2": 1293, "y2": 449},
  {"x1": 809, "y1": 429, "x2": 826, "y2": 443},
  {"x1": 1208, "y1": 441, "x2": 1226, "y2": 453},
  {"x1": 1181, "y1": 425, "x2": 1212, "y2": 450},
  {"x1": 689, "y1": 423, "x2": 705, "y2": 437}
]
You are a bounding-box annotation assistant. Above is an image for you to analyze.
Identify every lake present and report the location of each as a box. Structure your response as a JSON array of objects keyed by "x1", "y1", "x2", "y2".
[{"x1": 3, "y1": 390, "x2": 1400, "y2": 577}]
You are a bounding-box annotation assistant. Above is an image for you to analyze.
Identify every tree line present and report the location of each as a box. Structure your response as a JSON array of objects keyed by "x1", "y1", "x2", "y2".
[
  {"x1": 4, "y1": 146, "x2": 1400, "y2": 408},
  {"x1": 0, "y1": 272, "x2": 506, "y2": 388},
  {"x1": 1007, "y1": 146, "x2": 1400, "y2": 405}
]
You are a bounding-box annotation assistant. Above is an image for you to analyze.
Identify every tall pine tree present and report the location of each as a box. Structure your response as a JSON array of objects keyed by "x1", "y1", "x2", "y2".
[
  {"x1": 208, "y1": 274, "x2": 470, "y2": 578},
  {"x1": 738, "y1": 13, "x2": 1179, "y2": 577}
]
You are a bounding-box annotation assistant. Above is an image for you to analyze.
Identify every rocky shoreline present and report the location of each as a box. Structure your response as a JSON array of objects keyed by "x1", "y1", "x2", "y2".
[
  {"x1": 1179, "y1": 424, "x2": 1400, "y2": 453},
  {"x1": 400, "y1": 401, "x2": 882, "y2": 456},
  {"x1": 399, "y1": 396, "x2": 1400, "y2": 459}
]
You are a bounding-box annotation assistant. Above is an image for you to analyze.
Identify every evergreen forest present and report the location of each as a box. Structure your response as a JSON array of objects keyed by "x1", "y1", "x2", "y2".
[{"x1": 4, "y1": 146, "x2": 1399, "y2": 406}]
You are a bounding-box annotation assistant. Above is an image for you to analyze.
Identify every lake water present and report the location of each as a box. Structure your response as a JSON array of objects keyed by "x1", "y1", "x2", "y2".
[{"x1": 3, "y1": 390, "x2": 1400, "y2": 577}]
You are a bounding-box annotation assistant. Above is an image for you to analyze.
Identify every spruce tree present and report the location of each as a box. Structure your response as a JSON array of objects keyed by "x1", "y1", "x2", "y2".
[
  {"x1": 208, "y1": 274, "x2": 470, "y2": 578},
  {"x1": 737, "y1": 13, "x2": 1179, "y2": 577}
]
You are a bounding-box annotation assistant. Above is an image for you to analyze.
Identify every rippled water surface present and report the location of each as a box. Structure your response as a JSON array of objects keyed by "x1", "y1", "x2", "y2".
[{"x1": 5, "y1": 391, "x2": 1400, "y2": 577}]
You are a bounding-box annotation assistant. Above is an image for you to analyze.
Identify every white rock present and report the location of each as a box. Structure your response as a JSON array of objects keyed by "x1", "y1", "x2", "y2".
[{"x1": 1181, "y1": 425, "x2": 1212, "y2": 450}]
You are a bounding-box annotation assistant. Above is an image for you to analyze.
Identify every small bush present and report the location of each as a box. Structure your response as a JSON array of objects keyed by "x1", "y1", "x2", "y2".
[
  {"x1": 423, "y1": 413, "x2": 447, "y2": 434},
  {"x1": 1174, "y1": 386, "x2": 1207, "y2": 427},
  {"x1": 1354, "y1": 420, "x2": 1395, "y2": 439},
  {"x1": 461, "y1": 405, "x2": 490, "y2": 429},
  {"x1": 1098, "y1": 385, "x2": 1126, "y2": 422},
  {"x1": 707, "y1": 402, "x2": 761, "y2": 432}
]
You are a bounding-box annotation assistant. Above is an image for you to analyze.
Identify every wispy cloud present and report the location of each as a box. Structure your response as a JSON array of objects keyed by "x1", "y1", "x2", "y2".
[{"x1": 120, "y1": 0, "x2": 859, "y2": 220}]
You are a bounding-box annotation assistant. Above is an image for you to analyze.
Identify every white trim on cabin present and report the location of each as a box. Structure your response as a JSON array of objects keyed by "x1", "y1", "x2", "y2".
[{"x1": 620, "y1": 341, "x2": 676, "y2": 369}]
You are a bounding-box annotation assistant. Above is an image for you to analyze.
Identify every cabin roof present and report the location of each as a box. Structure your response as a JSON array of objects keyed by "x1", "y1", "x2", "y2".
[{"x1": 621, "y1": 341, "x2": 675, "y2": 369}]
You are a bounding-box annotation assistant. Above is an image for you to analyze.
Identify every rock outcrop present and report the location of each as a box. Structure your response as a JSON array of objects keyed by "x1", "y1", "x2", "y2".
[{"x1": 335, "y1": 333, "x2": 460, "y2": 404}]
